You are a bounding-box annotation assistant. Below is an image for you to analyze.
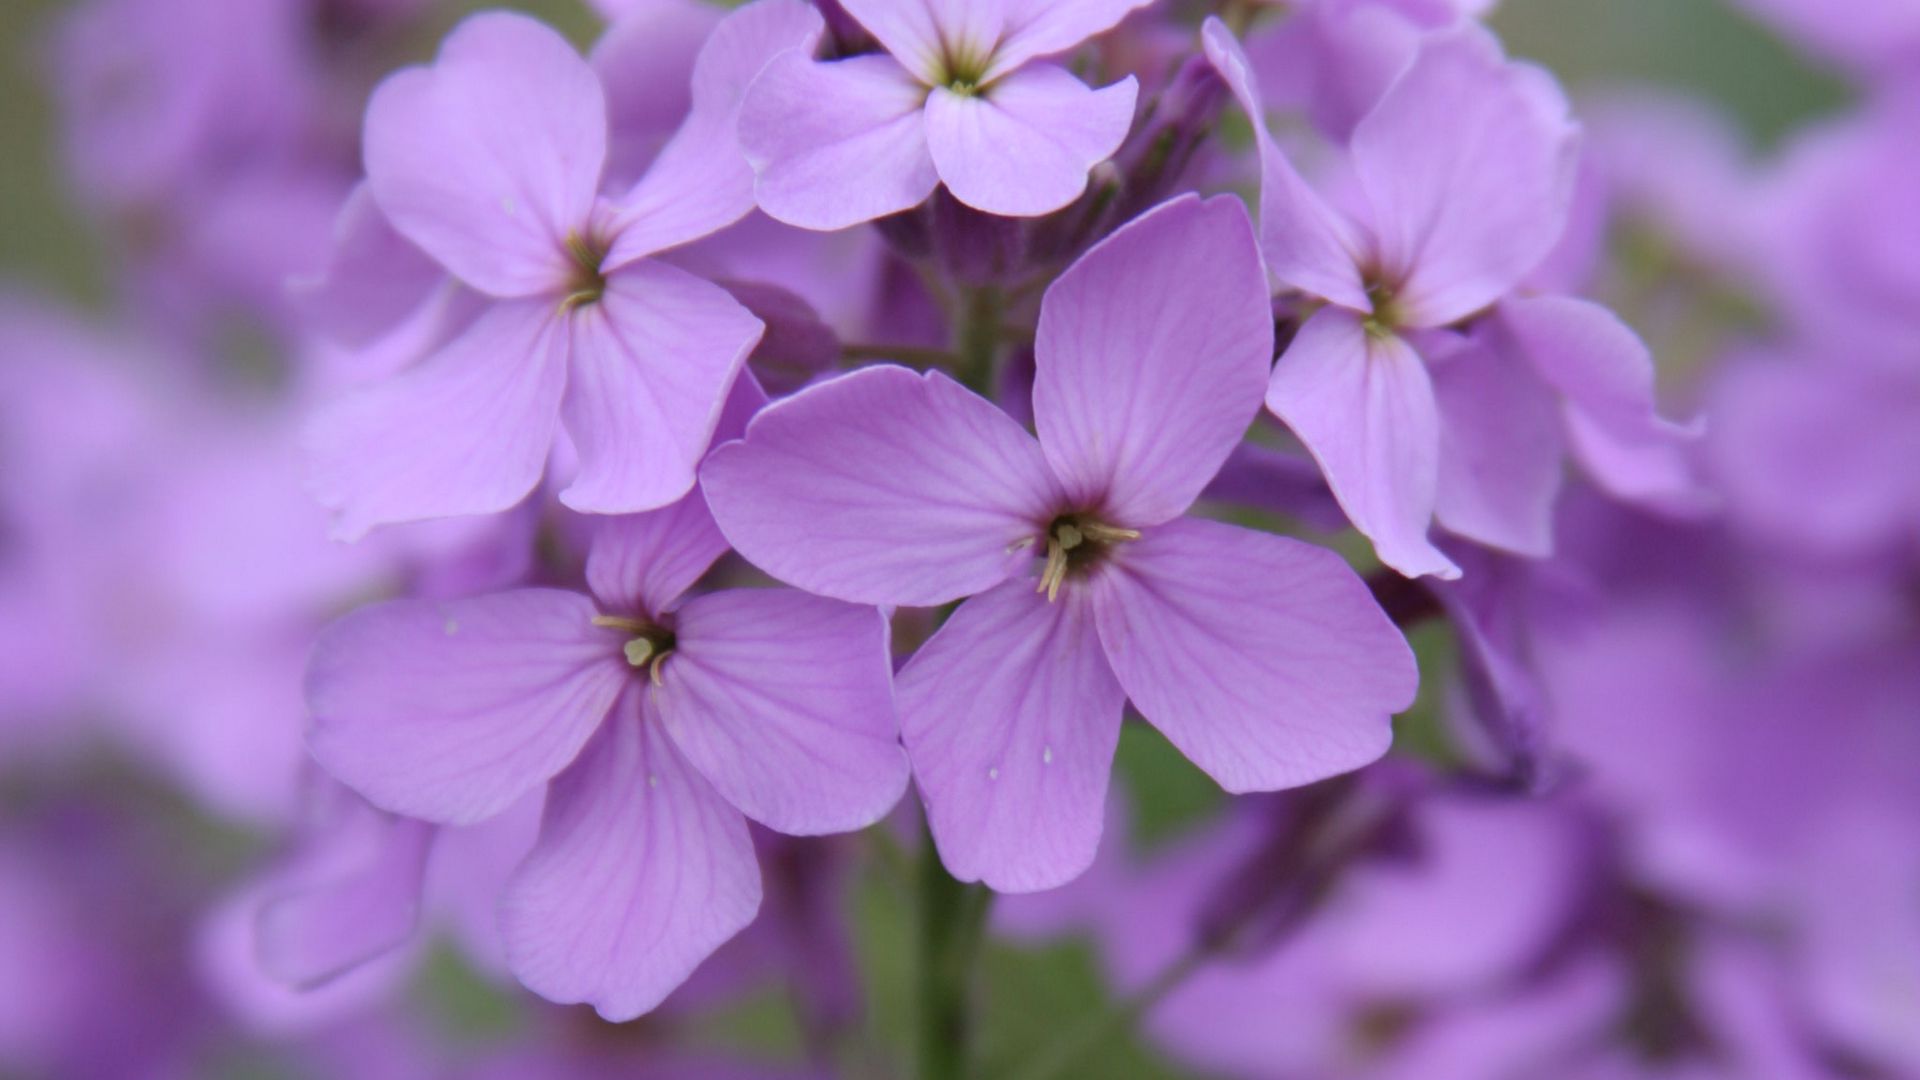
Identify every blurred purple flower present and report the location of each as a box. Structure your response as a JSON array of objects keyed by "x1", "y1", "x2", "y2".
[
  {"x1": 1245, "y1": 0, "x2": 1494, "y2": 141},
  {"x1": 1002, "y1": 782, "x2": 1598, "y2": 1079}
]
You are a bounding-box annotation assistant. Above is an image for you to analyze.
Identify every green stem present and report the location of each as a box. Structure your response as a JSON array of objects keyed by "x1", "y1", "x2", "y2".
[
  {"x1": 840, "y1": 342, "x2": 964, "y2": 369},
  {"x1": 953, "y1": 285, "x2": 1004, "y2": 394},
  {"x1": 917, "y1": 827, "x2": 994, "y2": 1080},
  {"x1": 1220, "y1": 0, "x2": 1261, "y2": 35}
]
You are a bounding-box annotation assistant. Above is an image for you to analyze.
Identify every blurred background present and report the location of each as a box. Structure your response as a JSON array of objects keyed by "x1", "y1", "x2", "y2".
[{"x1": 0, "y1": 1, "x2": 1911, "y2": 1078}]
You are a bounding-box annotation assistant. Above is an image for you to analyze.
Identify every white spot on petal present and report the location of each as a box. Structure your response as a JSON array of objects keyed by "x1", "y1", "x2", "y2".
[
  {"x1": 988, "y1": 767, "x2": 999, "y2": 781},
  {"x1": 1042, "y1": 745, "x2": 1053, "y2": 765},
  {"x1": 500, "y1": 196, "x2": 519, "y2": 218},
  {"x1": 443, "y1": 617, "x2": 459, "y2": 636},
  {"x1": 648, "y1": 774, "x2": 659, "y2": 789}
]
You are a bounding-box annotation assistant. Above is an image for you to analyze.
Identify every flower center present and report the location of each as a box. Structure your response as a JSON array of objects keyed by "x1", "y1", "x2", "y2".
[
  {"x1": 591, "y1": 614, "x2": 677, "y2": 686},
  {"x1": 1033, "y1": 512, "x2": 1139, "y2": 602},
  {"x1": 1362, "y1": 277, "x2": 1404, "y2": 339},
  {"x1": 562, "y1": 231, "x2": 609, "y2": 311},
  {"x1": 936, "y1": 40, "x2": 993, "y2": 95}
]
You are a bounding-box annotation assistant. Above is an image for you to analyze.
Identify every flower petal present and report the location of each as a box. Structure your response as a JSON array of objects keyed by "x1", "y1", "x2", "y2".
[
  {"x1": 362, "y1": 12, "x2": 605, "y2": 298},
  {"x1": 1033, "y1": 194, "x2": 1272, "y2": 526},
  {"x1": 1350, "y1": 29, "x2": 1578, "y2": 326},
  {"x1": 989, "y1": 0, "x2": 1155, "y2": 80},
  {"x1": 306, "y1": 590, "x2": 630, "y2": 825},
  {"x1": 1089, "y1": 518, "x2": 1412, "y2": 792},
  {"x1": 501, "y1": 691, "x2": 761, "y2": 1021},
  {"x1": 306, "y1": 298, "x2": 567, "y2": 540},
  {"x1": 701, "y1": 365, "x2": 1060, "y2": 607},
  {"x1": 584, "y1": 496, "x2": 730, "y2": 618},
  {"x1": 925, "y1": 65, "x2": 1136, "y2": 218},
  {"x1": 591, "y1": 0, "x2": 727, "y2": 189},
  {"x1": 740, "y1": 52, "x2": 939, "y2": 230},
  {"x1": 255, "y1": 801, "x2": 435, "y2": 989},
  {"x1": 558, "y1": 260, "x2": 763, "y2": 515},
  {"x1": 1708, "y1": 360, "x2": 1915, "y2": 557},
  {"x1": 289, "y1": 183, "x2": 446, "y2": 349},
  {"x1": 1427, "y1": 326, "x2": 1563, "y2": 557},
  {"x1": 657, "y1": 589, "x2": 908, "y2": 834},
  {"x1": 838, "y1": 0, "x2": 1000, "y2": 84},
  {"x1": 1266, "y1": 307, "x2": 1460, "y2": 579},
  {"x1": 1498, "y1": 295, "x2": 1702, "y2": 509},
  {"x1": 1202, "y1": 19, "x2": 1370, "y2": 310},
  {"x1": 604, "y1": 0, "x2": 827, "y2": 265},
  {"x1": 837, "y1": 0, "x2": 956, "y2": 82},
  {"x1": 898, "y1": 578, "x2": 1124, "y2": 892}
]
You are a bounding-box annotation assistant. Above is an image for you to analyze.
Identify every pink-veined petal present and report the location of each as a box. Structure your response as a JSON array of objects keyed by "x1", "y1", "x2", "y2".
[
  {"x1": 988, "y1": 0, "x2": 1154, "y2": 80},
  {"x1": 701, "y1": 365, "x2": 1061, "y2": 607},
  {"x1": 306, "y1": 297, "x2": 567, "y2": 540},
  {"x1": 305, "y1": 590, "x2": 630, "y2": 826},
  {"x1": 501, "y1": 691, "x2": 760, "y2": 1021},
  {"x1": 604, "y1": 0, "x2": 827, "y2": 265},
  {"x1": 740, "y1": 52, "x2": 939, "y2": 230},
  {"x1": 657, "y1": 589, "x2": 909, "y2": 834},
  {"x1": 1033, "y1": 194, "x2": 1272, "y2": 526},
  {"x1": 1267, "y1": 307, "x2": 1460, "y2": 579},
  {"x1": 1350, "y1": 29, "x2": 1578, "y2": 326},
  {"x1": 1427, "y1": 326, "x2": 1563, "y2": 557},
  {"x1": 1090, "y1": 518, "x2": 1413, "y2": 792},
  {"x1": 585, "y1": 496, "x2": 730, "y2": 619},
  {"x1": 924, "y1": 64, "x2": 1135, "y2": 219},
  {"x1": 559, "y1": 260, "x2": 763, "y2": 515},
  {"x1": 1202, "y1": 18, "x2": 1370, "y2": 310},
  {"x1": 898, "y1": 578, "x2": 1124, "y2": 892},
  {"x1": 362, "y1": 12, "x2": 605, "y2": 298}
]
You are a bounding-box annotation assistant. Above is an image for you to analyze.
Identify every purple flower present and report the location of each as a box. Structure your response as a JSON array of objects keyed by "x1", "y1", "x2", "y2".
[
  {"x1": 1000, "y1": 783, "x2": 1599, "y2": 1080},
  {"x1": 702, "y1": 195, "x2": 1416, "y2": 891},
  {"x1": 1244, "y1": 0, "x2": 1492, "y2": 141},
  {"x1": 1206, "y1": 20, "x2": 1698, "y2": 577},
  {"x1": 1752, "y1": 95, "x2": 1920, "y2": 366},
  {"x1": 1709, "y1": 348, "x2": 1920, "y2": 561},
  {"x1": 304, "y1": 495, "x2": 910, "y2": 1018},
  {"x1": 308, "y1": 6, "x2": 823, "y2": 538},
  {"x1": 737, "y1": 0, "x2": 1147, "y2": 229}
]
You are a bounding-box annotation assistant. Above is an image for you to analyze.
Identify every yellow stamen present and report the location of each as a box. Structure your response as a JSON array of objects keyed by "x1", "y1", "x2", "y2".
[
  {"x1": 593, "y1": 614, "x2": 650, "y2": 633},
  {"x1": 560, "y1": 287, "x2": 602, "y2": 312},
  {"x1": 649, "y1": 652, "x2": 669, "y2": 687},
  {"x1": 1078, "y1": 522, "x2": 1140, "y2": 544},
  {"x1": 1031, "y1": 515, "x2": 1141, "y2": 603},
  {"x1": 1037, "y1": 536, "x2": 1069, "y2": 602},
  {"x1": 622, "y1": 637, "x2": 655, "y2": 668}
]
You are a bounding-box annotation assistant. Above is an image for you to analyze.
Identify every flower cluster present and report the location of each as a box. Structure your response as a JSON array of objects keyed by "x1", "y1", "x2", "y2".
[{"x1": 2, "y1": 0, "x2": 1916, "y2": 1076}]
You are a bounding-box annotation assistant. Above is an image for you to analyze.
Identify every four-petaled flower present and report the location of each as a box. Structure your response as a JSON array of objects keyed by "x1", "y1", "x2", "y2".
[
  {"x1": 738, "y1": 0, "x2": 1149, "y2": 229},
  {"x1": 703, "y1": 195, "x2": 1418, "y2": 891},
  {"x1": 309, "y1": 5, "x2": 822, "y2": 538},
  {"x1": 305, "y1": 493, "x2": 910, "y2": 1019},
  {"x1": 1206, "y1": 18, "x2": 1698, "y2": 579}
]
